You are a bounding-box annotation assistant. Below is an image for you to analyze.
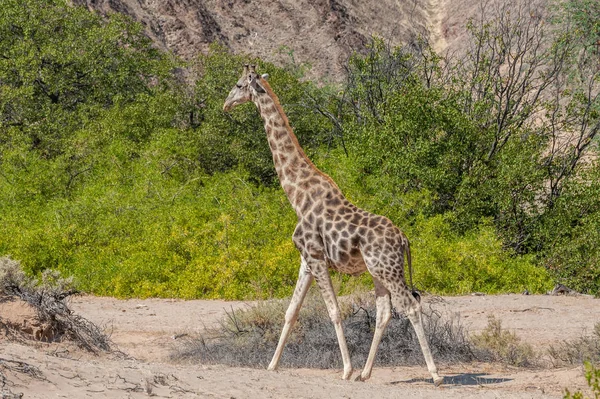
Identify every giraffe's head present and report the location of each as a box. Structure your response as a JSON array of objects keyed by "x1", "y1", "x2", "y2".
[{"x1": 223, "y1": 64, "x2": 267, "y2": 112}]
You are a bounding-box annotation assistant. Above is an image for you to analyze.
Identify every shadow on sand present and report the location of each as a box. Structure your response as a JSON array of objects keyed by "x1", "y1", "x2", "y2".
[{"x1": 391, "y1": 373, "x2": 513, "y2": 386}]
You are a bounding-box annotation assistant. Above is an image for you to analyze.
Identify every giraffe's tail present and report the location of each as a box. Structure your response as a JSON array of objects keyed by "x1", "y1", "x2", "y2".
[{"x1": 404, "y1": 239, "x2": 421, "y2": 303}]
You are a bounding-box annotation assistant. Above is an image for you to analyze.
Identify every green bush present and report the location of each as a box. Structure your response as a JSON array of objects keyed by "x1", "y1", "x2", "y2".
[
  {"x1": 537, "y1": 164, "x2": 600, "y2": 294},
  {"x1": 411, "y1": 215, "x2": 552, "y2": 294},
  {"x1": 319, "y1": 150, "x2": 552, "y2": 295},
  {"x1": 1, "y1": 169, "x2": 300, "y2": 299},
  {"x1": 0, "y1": 0, "x2": 333, "y2": 299},
  {"x1": 0, "y1": 0, "x2": 583, "y2": 299},
  {"x1": 0, "y1": 143, "x2": 552, "y2": 298}
]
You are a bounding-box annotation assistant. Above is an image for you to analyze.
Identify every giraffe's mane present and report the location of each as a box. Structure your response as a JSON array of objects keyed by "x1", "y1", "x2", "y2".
[{"x1": 259, "y1": 77, "x2": 340, "y2": 190}]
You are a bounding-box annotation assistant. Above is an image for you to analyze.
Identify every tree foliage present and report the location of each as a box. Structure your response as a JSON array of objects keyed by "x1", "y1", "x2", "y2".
[
  {"x1": 0, "y1": 0, "x2": 597, "y2": 298},
  {"x1": 333, "y1": 0, "x2": 600, "y2": 294},
  {"x1": 0, "y1": 0, "x2": 173, "y2": 156}
]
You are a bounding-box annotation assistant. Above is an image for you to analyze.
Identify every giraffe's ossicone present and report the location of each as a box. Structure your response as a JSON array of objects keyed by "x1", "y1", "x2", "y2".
[{"x1": 223, "y1": 64, "x2": 443, "y2": 386}]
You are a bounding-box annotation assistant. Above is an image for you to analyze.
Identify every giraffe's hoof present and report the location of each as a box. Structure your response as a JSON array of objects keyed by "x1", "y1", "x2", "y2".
[
  {"x1": 433, "y1": 375, "x2": 444, "y2": 387},
  {"x1": 341, "y1": 368, "x2": 353, "y2": 380},
  {"x1": 354, "y1": 373, "x2": 369, "y2": 382}
]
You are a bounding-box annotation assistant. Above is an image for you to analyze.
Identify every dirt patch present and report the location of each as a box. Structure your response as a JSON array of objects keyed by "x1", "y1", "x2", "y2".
[
  {"x1": 66, "y1": 296, "x2": 248, "y2": 361},
  {"x1": 1, "y1": 294, "x2": 598, "y2": 398}
]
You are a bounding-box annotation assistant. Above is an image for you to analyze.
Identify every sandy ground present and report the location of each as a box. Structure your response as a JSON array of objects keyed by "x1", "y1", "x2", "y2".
[{"x1": 1, "y1": 294, "x2": 599, "y2": 398}]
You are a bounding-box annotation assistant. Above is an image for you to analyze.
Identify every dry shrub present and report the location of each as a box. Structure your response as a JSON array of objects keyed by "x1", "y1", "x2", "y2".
[
  {"x1": 471, "y1": 315, "x2": 538, "y2": 367},
  {"x1": 171, "y1": 290, "x2": 479, "y2": 369},
  {"x1": 548, "y1": 323, "x2": 600, "y2": 366},
  {"x1": 0, "y1": 256, "x2": 112, "y2": 353}
]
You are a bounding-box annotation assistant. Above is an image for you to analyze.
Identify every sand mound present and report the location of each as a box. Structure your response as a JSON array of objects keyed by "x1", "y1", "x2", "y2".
[{"x1": 0, "y1": 297, "x2": 55, "y2": 342}]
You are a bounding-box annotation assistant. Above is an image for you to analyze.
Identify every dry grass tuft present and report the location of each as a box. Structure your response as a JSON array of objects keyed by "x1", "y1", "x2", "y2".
[
  {"x1": 471, "y1": 315, "x2": 538, "y2": 367},
  {"x1": 171, "y1": 289, "x2": 481, "y2": 369},
  {"x1": 548, "y1": 323, "x2": 600, "y2": 366}
]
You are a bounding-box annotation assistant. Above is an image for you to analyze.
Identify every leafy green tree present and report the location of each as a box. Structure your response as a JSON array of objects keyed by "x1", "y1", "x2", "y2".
[
  {"x1": 556, "y1": 0, "x2": 600, "y2": 53},
  {"x1": 336, "y1": 1, "x2": 600, "y2": 294},
  {"x1": 0, "y1": 0, "x2": 173, "y2": 155}
]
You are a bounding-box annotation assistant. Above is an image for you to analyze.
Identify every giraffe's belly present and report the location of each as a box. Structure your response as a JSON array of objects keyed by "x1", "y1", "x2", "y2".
[
  {"x1": 320, "y1": 229, "x2": 368, "y2": 276},
  {"x1": 326, "y1": 252, "x2": 368, "y2": 276}
]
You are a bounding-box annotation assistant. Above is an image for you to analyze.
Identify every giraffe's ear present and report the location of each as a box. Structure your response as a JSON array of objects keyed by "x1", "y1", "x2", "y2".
[{"x1": 249, "y1": 74, "x2": 266, "y2": 93}]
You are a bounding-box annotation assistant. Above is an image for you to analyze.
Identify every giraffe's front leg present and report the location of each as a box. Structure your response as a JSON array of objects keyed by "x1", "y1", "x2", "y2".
[
  {"x1": 268, "y1": 259, "x2": 313, "y2": 371},
  {"x1": 311, "y1": 261, "x2": 353, "y2": 380}
]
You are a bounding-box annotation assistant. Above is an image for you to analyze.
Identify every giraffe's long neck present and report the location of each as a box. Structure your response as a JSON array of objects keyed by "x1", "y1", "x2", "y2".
[{"x1": 253, "y1": 80, "x2": 331, "y2": 216}]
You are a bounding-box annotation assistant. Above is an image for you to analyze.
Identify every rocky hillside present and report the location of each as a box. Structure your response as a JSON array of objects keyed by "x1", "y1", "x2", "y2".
[
  {"x1": 73, "y1": 0, "x2": 543, "y2": 81},
  {"x1": 73, "y1": 0, "x2": 444, "y2": 81}
]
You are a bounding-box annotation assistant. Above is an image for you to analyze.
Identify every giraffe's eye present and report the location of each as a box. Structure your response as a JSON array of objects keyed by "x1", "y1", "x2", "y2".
[{"x1": 236, "y1": 84, "x2": 242, "y2": 88}]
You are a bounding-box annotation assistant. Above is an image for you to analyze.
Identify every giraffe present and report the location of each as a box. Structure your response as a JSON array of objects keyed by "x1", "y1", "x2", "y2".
[{"x1": 223, "y1": 64, "x2": 443, "y2": 386}]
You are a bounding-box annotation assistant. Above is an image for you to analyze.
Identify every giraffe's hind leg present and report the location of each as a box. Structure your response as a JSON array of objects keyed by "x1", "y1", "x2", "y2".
[
  {"x1": 356, "y1": 277, "x2": 391, "y2": 381},
  {"x1": 268, "y1": 259, "x2": 313, "y2": 372},
  {"x1": 389, "y1": 286, "x2": 443, "y2": 386}
]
